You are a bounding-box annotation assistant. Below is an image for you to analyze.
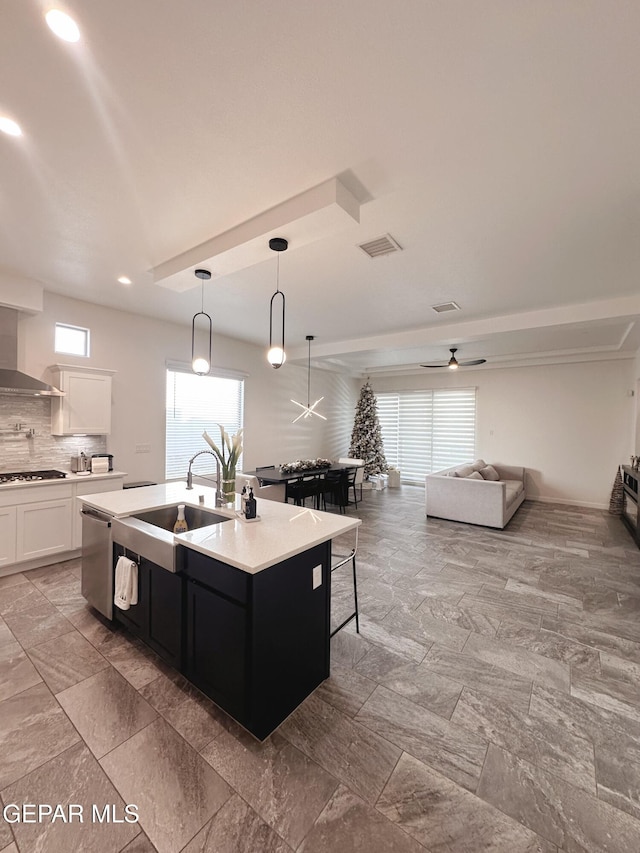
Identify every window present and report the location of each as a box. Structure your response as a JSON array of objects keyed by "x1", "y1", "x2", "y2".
[
  {"x1": 377, "y1": 388, "x2": 477, "y2": 483},
  {"x1": 55, "y1": 323, "x2": 90, "y2": 357},
  {"x1": 165, "y1": 366, "x2": 244, "y2": 480}
]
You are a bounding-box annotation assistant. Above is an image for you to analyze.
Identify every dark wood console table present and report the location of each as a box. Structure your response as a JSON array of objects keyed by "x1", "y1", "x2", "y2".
[{"x1": 621, "y1": 465, "x2": 639, "y2": 547}]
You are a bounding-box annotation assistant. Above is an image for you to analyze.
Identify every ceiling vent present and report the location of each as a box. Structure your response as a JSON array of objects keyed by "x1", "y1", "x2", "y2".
[
  {"x1": 431, "y1": 301, "x2": 460, "y2": 313},
  {"x1": 358, "y1": 234, "x2": 402, "y2": 258}
]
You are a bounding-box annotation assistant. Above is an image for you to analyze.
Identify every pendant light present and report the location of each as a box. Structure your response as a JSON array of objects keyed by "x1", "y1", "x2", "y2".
[
  {"x1": 267, "y1": 237, "x2": 287, "y2": 368},
  {"x1": 191, "y1": 269, "x2": 212, "y2": 375},
  {"x1": 291, "y1": 335, "x2": 327, "y2": 423}
]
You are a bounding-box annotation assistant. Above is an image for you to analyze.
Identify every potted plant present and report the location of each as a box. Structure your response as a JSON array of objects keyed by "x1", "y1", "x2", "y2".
[{"x1": 202, "y1": 425, "x2": 243, "y2": 503}]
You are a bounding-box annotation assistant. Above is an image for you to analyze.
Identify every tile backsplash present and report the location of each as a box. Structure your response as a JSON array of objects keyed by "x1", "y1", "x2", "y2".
[{"x1": 0, "y1": 396, "x2": 107, "y2": 472}]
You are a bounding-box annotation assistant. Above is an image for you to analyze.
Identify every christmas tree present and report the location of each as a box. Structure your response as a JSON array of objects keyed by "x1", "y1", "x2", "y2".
[{"x1": 349, "y1": 381, "x2": 388, "y2": 477}]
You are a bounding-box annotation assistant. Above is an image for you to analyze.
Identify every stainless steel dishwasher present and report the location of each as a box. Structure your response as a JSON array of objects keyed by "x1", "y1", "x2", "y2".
[{"x1": 81, "y1": 508, "x2": 114, "y2": 619}]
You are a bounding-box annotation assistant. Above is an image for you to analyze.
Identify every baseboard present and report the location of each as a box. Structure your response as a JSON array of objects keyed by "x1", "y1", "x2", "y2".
[
  {"x1": 0, "y1": 548, "x2": 81, "y2": 578},
  {"x1": 527, "y1": 495, "x2": 608, "y2": 510}
]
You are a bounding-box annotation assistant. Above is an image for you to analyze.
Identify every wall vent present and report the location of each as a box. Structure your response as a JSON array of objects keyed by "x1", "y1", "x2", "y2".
[
  {"x1": 358, "y1": 234, "x2": 402, "y2": 258},
  {"x1": 431, "y1": 301, "x2": 461, "y2": 313}
]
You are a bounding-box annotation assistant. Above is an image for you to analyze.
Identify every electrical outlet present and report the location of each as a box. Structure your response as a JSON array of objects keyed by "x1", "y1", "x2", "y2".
[
  {"x1": 135, "y1": 443, "x2": 151, "y2": 454},
  {"x1": 312, "y1": 565, "x2": 322, "y2": 589}
]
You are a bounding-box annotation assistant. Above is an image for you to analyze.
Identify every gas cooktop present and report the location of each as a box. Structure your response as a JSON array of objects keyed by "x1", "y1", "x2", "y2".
[{"x1": 0, "y1": 470, "x2": 67, "y2": 484}]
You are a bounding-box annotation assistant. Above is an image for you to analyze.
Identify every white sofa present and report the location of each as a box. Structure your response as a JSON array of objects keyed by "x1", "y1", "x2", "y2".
[{"x1": 425, "y1": 461, "x2": 526, "y2": 528}]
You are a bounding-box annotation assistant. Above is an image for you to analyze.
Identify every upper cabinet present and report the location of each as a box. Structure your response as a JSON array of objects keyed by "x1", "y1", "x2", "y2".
[{"x1": 50, "y1": 364, "x2": 116, "y2": 435}]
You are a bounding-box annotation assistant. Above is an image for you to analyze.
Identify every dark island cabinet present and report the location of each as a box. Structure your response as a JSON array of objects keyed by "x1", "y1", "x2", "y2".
[
  {"x1": 184, "y1": 578, "x2": 247, "y2": 720},
  {"x1": 181, "y1": 542, "x2": 331, "y2": 740},
  {"x1": 112, "y1": 540, "x2": 332, "y2": 740},
  {"x1": 113, "y1": 545, "x2": 183, "y2": 669}
]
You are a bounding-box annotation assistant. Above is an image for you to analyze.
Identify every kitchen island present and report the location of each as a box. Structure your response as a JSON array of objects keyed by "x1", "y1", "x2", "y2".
[{"x1": 78, "y1": 482, "x2": 360, "y2": 739}]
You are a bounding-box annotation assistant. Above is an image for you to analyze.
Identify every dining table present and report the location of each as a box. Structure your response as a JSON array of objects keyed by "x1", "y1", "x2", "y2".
[
  {"x1": 243, "y1": 462, "x2": 357, "y2": 486},
  {"x1": 243, "y1": 462, "x2": 359, "y2": 510}
]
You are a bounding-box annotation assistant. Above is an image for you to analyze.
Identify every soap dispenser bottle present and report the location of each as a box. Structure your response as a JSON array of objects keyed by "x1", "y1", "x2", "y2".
[
  {"x1": 245, "y1": 488, "x2": 257, "y2": 520},
  {"x1": 240, "y1": 485, "x2": 248, "y2": 516},
  {"x1": 173, "y1": 504, "x2": 189, "y2": 533}
]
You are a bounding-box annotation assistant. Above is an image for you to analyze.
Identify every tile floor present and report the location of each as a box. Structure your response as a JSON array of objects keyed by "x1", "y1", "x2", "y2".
[{"x1": 1, "y1": 488, "x2": 640, "y2": 851}]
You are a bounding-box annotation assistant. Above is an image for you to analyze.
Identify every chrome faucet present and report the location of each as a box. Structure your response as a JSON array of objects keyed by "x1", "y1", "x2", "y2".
[{"x1": 186, "y1": 450, "x2": 225, "y2": 506}]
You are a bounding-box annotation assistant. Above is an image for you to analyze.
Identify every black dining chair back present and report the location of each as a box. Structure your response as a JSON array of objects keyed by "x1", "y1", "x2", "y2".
[
  {"x1": 323, "y1": 469, "x2": 348, "y2": 513},
  {"x1": 286, "y1": 475, "x2": 324, "y2": 510},
  {"x1": 345, "y1": 467, "x2": 358, "y2": 508}
]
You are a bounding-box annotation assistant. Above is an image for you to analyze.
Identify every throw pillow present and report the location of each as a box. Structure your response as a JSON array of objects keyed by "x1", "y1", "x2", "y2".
[
  {"x1": 467, "y1": 471, "x2": 484, "y2": 479},
  {"x1": 471, "y1": 459, "x2": 487, "y2": 472},
  {"x1": 479, "y1": 465, "x2": 500, "y2": 481},
  {"x1": 453, "y1": 465, "x2": 476, "y2": 478}
]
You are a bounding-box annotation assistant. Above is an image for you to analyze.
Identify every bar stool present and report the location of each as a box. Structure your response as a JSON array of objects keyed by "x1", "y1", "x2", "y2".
[{"x1": 330, "y1": 527, "x2": 359, "y2": 637}]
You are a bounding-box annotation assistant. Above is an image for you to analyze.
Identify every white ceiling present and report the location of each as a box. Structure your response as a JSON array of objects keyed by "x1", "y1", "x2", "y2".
[{"x1": 1, "y1": 0, "x2": 639, "y2": 375}]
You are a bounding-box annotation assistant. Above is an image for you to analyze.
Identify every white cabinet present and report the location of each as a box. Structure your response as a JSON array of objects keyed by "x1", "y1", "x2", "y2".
[
  {"x1": 0, "y1": 475, "x2": 124, "y2": 568},
  {"x1": 16, "y1": 498, "x2": 72, "y2": 562},
  {"x1": 0, "y1": 507, "x2": 17, "y2": 566},
  {"x1": 72, "y1": 477, "x2": 124, "y2": 549},
  {"x1": 50, "y1": 364, "x2": 115, "y2": 435}
]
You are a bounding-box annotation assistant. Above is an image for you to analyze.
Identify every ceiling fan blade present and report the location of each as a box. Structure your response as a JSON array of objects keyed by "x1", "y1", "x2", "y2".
[
  {"x1": 420, "y1": 363, "x2": 448, "y2": 368},
  {"x1": 458, "y1": 358, "x2": 487, "y2": 366}
]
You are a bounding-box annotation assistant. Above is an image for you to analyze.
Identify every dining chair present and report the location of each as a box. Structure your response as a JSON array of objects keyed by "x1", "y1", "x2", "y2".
[
  {"x1": 322, "y1": 469, "x2": 348, "y2": 513},
  {"x1": 338, "y1": 458, "x2": 365, "y2": 503},
  {"x1": 286, "y1": 475, "x2": 324, "y2": 510},
  {"x1": 236, "y1": 473, "x2": 286, "y2": 502}
]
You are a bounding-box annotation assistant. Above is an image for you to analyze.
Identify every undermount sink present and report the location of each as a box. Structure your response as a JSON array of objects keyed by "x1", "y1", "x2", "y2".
[
  {"x1": 112, "y1": 503, "x2": 232, "y2": 573},
  {"x1": 132, "y1": 504, "x2": 232, "y2": 533}
]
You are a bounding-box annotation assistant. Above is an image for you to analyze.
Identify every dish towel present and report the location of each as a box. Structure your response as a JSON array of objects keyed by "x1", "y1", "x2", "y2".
[{"x1": 114, "y1": 556, "x2": 138, "y2": 611}]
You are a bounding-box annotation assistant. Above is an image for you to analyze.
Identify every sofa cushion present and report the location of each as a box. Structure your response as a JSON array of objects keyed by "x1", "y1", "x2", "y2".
[
  {"x1": 471, "y1": 459, "x2": 487, "y2": 472},
  {"x1": 453, "y1": 465, "x2": 476, "y2": 478},
  {"x1": 479, "y1": 465, "x2": 500, "y2": 481},
  {"x1": 466, "y1": 471, "x2": 484, "y2": 480},
  {"x1": 504, "y1": 480, "x2": 524, "y2": 507}
]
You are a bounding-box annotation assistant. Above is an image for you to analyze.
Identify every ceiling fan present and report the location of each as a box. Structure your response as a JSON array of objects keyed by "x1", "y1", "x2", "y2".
[{"x1": 420, "y1": 347, "x2": 486, "y2": 370}]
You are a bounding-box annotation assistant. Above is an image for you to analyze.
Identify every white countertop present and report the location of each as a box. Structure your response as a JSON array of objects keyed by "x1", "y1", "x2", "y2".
[
  {"x1": 78, "y1": 482, "x2": 360, "y2": 573},
  {"x1": 0, "y1": 470, "x2": 126, "y2": 491}
]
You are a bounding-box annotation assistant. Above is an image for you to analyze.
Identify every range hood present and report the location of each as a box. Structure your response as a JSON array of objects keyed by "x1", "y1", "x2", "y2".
[{"x1": 0, "y1": 307, "x2": 63, "y2": 396}]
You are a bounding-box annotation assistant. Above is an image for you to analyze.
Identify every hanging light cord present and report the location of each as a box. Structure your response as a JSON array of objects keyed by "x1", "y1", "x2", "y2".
[
  {"x1": 306, "y1": 334, "x2": 311, "y2": 405},
  {"x1": 269, "y1": 253, "x2": 286, "y2": 350},
  {"x1": 291, "y1": 335, "x2": 326, "y2": 423}
]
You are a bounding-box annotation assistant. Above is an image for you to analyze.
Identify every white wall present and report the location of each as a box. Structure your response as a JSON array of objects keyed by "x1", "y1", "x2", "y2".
[
  {"x1": 372, "y1": 358, "x2": 635, "y2": 508},
  {"x1": 17, "y1": 292, "x2": 358, "y2": 482}
]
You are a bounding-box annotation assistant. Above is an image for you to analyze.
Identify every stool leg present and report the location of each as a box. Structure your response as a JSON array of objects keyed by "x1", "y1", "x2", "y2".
[{"x1": 352, "y1": 555, "x2": 359, "y2": 633}]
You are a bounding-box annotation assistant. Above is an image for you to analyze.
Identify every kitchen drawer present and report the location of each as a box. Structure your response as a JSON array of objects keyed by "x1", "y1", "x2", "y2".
[
  {"x1": 0, "y1": 483, "x2": 73, "y2": 507},
  {"x1": 75, "y1": 477, "x2": 124, "y2": 496},
  {"x1": 181, "y1": 549, "x2": 248, "y2": 604}
]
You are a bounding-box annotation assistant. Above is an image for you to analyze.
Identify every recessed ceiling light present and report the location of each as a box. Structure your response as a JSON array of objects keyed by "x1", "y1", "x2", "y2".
[
  {"x1": 45, "y1": 9, "x2": 80, "y2": 42},
  {"x1": 117, "y1": 276, "x2": 132, "y2": 285},
  {"x1": 0, "y1": 117, "x2": 22, "y2": 137}
]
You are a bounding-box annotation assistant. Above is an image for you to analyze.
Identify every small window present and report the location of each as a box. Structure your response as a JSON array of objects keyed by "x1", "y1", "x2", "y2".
[{"x1": 55, "y1": 323, "x2": 90, "y2": 357}]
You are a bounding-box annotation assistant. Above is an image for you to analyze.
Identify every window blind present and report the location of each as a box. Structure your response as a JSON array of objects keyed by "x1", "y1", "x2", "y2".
[
  {"x1": 377, "y1": 388, "x2": 476, "y2": 483},
  {"x1": 165, "y1": 368, "x2": 244, "y2": 480}
]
